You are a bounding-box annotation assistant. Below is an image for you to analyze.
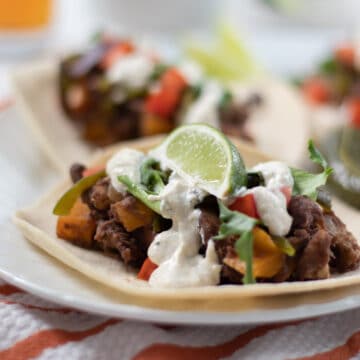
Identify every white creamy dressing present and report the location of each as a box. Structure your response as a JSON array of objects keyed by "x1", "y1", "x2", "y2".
[
  {"x1": 177, "y1": 61, "x2": 203, "y2": 85},
  {"x1": 183, "y1": 81, "x2": 223, "y2": 128},
  {"x1": 106, "y1": 52, "x2": 155, "y2": 89},
  {"x1": 247, "y1": 161, "x2": 293, "y2": 236},
  {"x1": 147, "y1": 173, "x2": 221, "y2": 287},
  {"x1": 106, "y1": 147, "x2": 295, "y2": 287},
  {"x1": 106, "y1": 148, "x2": 145, "y2": 194}
]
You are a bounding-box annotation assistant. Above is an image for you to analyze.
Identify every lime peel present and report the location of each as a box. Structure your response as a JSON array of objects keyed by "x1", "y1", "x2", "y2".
[{"x1": 150, "y1": 124, "x2": 247, "y2": 198}]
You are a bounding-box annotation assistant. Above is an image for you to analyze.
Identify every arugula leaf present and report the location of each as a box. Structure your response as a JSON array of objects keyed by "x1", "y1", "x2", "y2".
[
  {"x1": 214, "y1": 201, "x2": 259, "y2": 284},
  {"x1": 140, "y1": 158, "x2": 168, "y2": 194},
  {"x1": 291, "y1": 140, "x2": 333, "y2": 200},
  {"x1": 118, "y1": 175, "x2": 162, "y2": 214}
]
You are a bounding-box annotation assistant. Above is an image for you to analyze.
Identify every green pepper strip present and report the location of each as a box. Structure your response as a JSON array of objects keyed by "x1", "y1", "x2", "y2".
[
  {"x1": 271, "y1": 236, "x2": 296, "y2": 257},
  {"x1": 53, "y1": 169, "x2": 106, "y2": 216}
]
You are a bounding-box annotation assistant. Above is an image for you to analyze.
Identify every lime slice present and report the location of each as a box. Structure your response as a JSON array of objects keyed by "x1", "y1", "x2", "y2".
[
  {"x1": 152, "y1": 124, "x2": 247, "y2": 197},
  {"x1": 183, "y1": 23, "x2": 262, "y2": 83}
]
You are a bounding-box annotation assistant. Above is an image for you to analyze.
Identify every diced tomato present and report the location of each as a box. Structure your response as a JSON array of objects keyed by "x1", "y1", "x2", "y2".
[
  {"x1": 347, "y1": 98, "x2": 360, "y2": 128},
  {"x1": 145, "y1": 68, "x2": 187, "y2": 119},
  {"x1": 100, "y1": 41, "x2": 135, "y2": 69},
  {"x1": 302, "y1": 77, "x2": 331, "y2": 105},
  {"x1": 137, "y1": 258, "x2": 158, "y2": 281},
  {"x1": 335, "y1": 44, "x2": 355, "y2": 67},
  {"x1": 229, "y1": 193, "x2": 259, "y2": 219},
  {"x1": 82, "y1": 165, "x2": 105, "y2": 178},
  {"x1": 280, "y1": 186, "x2": 292, "y2": 205}
]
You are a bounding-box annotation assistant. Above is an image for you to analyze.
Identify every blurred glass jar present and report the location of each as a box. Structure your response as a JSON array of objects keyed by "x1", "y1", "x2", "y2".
[{"x1": 0, "y1": 0, "x2": 52, "y2": 57}]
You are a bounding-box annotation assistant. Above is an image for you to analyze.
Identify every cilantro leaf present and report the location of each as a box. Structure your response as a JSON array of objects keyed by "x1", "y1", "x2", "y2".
[
  {"x1": 308, "y1": 139, "x2": 329, "y2": 169},
  {"x1": 140, "y1": 158, "x2": 168, "y2": 194},
  {"x1": 319, "y1": 57, "x2": 337, "y2": 75},
  {"x1": 214, "y1": 201, "x2": 259, "y2": 284},
  {"x1": 219, "y1": 89, "x2": 233, "y2": 109},
  {"x1": 291, "y1": 140, "x2": 333, "y2": 200},
  {"x1": 234, "y1": 231, "x2": 254, "y2": 284}
]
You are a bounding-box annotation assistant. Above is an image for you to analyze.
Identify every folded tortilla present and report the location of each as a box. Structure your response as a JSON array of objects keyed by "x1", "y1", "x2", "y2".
[
  {"x1": 13, "y1": 137, "x2": 360, "y2": 300},
  {"x1": 11, "y1": 60, "x2": 309, "y2": 175}
]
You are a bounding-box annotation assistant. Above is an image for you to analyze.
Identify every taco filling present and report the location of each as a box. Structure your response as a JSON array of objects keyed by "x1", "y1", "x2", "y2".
[
  {"x1": 60, "y1": 35, "x2": 262, "y2": 146},
  {"x1": 54, "y1": 125, "x2": 360, "y2": 287}
]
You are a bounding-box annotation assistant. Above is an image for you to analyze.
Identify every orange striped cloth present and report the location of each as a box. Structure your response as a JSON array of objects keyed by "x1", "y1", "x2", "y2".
[{"x1": 0, "y1": 279, "x2": 359, "y2": 360}]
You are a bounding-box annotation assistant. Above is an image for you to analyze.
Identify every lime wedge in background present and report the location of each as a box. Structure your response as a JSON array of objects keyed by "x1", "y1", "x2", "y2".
[
  {"x1": 184, "y1": 22, "x2": 262, "y2": 83},
  {"x1": 152, "y1": 124, "x2": 247, "y2": 197}
]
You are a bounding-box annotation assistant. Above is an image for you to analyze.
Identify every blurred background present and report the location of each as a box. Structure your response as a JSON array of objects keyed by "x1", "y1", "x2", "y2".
[
  {"x1": 1, "y1": 0, "x2": 360, "y2": 207},
  {"x1": 0, "y1": 0, "x2": 360, "y2": 97},
  {"x1": 1, "y1": 0, "x2": 360, "y2": 96}
]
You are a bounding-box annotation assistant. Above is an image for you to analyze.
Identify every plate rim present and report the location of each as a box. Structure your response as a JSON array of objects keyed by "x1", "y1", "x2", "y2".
[{"x1": 1, "y1": 266, "x2": 360, "y2": 326}]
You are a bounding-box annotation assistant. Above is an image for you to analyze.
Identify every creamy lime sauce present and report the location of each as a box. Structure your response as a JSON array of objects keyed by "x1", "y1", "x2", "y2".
[
  {"x1": 183, "y1": 81, "x2": 223, "y2": 128},
  {"x1": 177, "y1": 61, "x2": 203, "y2": 85},
  {"x1": 106, "y1": 148, "x2": 145, "y2": 194},
  {"x1": 106, "y1": 53, "x2": 155, "y2": 89},
  {"x1": 106, "y1": 147, "x2": 294, "y2": 287},
  {"x1": 148, "y1": 173, "x2": 221, "y2": 287},
  {"x1": 247, "y1": 161, "x2": 293, "y2": 236}
]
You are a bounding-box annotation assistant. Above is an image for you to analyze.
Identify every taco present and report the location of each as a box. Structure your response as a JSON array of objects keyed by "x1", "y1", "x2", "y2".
[
  {"x1": 59, "y1": 35, "x2": 262, "y2": 146},
  {"x1": 14, "y1": 125, "x2": 360, "y2": 299}
]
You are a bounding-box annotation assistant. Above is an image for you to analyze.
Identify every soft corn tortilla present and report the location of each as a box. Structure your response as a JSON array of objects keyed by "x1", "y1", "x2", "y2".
[
  {"x1": 14, "y1": 137, "x2": 360, "y2": 300},
  {"x1": 11, "y1": 60, "x2": 308, "y2": 175}
]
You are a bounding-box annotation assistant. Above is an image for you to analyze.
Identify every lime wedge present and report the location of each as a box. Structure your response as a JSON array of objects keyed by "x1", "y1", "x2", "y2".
[
  {"x1": 183, "y1": 23, "x2": 262, "y2": 83},
  {"x1": 152, "y1": 124, "x2": 247, "y2": 197}
]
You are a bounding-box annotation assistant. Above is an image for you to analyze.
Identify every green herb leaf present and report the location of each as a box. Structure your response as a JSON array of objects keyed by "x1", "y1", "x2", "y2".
[
  {"x1": 149, "y1": 63, "x2": 169, "y2": 82},
  {"x1": 271, "y1": 236, "x2": 296, "y2": 257},
  {"x1": 291, "y1": 140, "x2": 333, "y2": 200},
  {"x1": 319, "y1": 58, "x2": 337, "y2": 75},
  {"x1": 235, "y1": 231, "x2": 254, "y2": 284},
  {"x1": 214, "y1": 201, "x2": 259, "y2": 240},
  {"x1": 118, "y1": 175, "x2": 162, "y2": 214},
  {"x1": 53, "y1": 169, "x2": 106, "y2": 216},
  {"x1": 308, "y1": 139, "x2": 329, "y2": 169},
  {"x1": 219, "y1": 89, "x2": 233, "y2": 109},
  {"x1": 140, "y1": 158, "x2": 168, "y2": 194},
  {"x1": 214, "y1": 201, "x2": 259, "y2": 284}
]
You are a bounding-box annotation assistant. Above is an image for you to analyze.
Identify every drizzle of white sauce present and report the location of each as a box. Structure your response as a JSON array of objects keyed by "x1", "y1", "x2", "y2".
[
  {"x1": 148, "y1": 173, "x2": 221, "y2": 288},
  {"x1": 248, "y1": 161, "x2": 293, "y2": 236},
  {"x1": 183, "y1": 81, "x2": 223, "y2": 128},
  {"x1": 177, "y1": 61, "x2": 203, "y2": 85},
  {"x1": 252, "y1": 161, "x2": 294, "y2": 189},
  {"x1": 106, "y1": 148, "x2": 145, "y2": 194},
  {"x1": 106, "y1": 53, "x2": 155, "y2": 89}
]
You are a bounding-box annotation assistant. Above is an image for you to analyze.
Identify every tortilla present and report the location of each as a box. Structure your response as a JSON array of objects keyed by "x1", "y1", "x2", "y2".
[
  {"x1": 13, "y1": 136, "x2": 360, "y2": 301},
  {"x1": 11, "y1": 60, "x2": 309, "y2": 175}
]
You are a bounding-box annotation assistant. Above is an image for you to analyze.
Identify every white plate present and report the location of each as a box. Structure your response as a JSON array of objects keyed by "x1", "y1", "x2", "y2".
[{"x1": 1, "y1": 106, "x2": 360, "y2": 325}]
